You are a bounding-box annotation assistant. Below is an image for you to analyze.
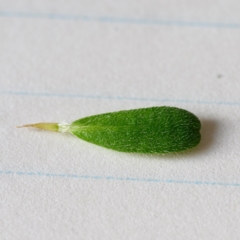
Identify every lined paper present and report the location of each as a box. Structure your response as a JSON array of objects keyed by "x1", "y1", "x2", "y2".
[{"x1": 1, "y1": 1, "x2": 240, "y2": 239}]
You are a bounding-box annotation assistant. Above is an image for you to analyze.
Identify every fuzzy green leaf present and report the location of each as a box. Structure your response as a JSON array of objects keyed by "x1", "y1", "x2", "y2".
[{"x1": 70, "y1": 106, "x2": 201, "y2": 153}]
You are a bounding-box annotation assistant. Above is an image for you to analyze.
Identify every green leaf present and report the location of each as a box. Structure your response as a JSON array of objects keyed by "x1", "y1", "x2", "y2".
[{"x1": 70, "y1": 106, "x2": 201, "y2": 153}]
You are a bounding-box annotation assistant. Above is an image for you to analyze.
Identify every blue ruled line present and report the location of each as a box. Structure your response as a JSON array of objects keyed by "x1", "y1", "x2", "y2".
[
  {"x1": 1, "y1": 170, "x2": 240, "y2": 187},
  {"x1": 1, "y1": 90, "x2": 240, "y2": 106},
  {"x1": 0, "y1": 11, "x2": 240, "y2": 29}
]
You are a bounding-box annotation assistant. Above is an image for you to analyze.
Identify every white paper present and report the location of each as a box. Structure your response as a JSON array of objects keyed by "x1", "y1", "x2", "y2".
[{"x1": 1, "y1": 1, "x2": 240, "y2": 239}]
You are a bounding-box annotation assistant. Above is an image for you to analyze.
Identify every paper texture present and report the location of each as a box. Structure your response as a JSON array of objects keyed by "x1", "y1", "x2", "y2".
[{"x1": 1, "y1": 1, "x2": 240, "y2": 239}]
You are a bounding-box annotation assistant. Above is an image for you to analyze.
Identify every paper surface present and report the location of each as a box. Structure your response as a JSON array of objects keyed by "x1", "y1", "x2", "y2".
[{"x1": 1, "y1": 1, "x2": 240, "y2": 239}]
